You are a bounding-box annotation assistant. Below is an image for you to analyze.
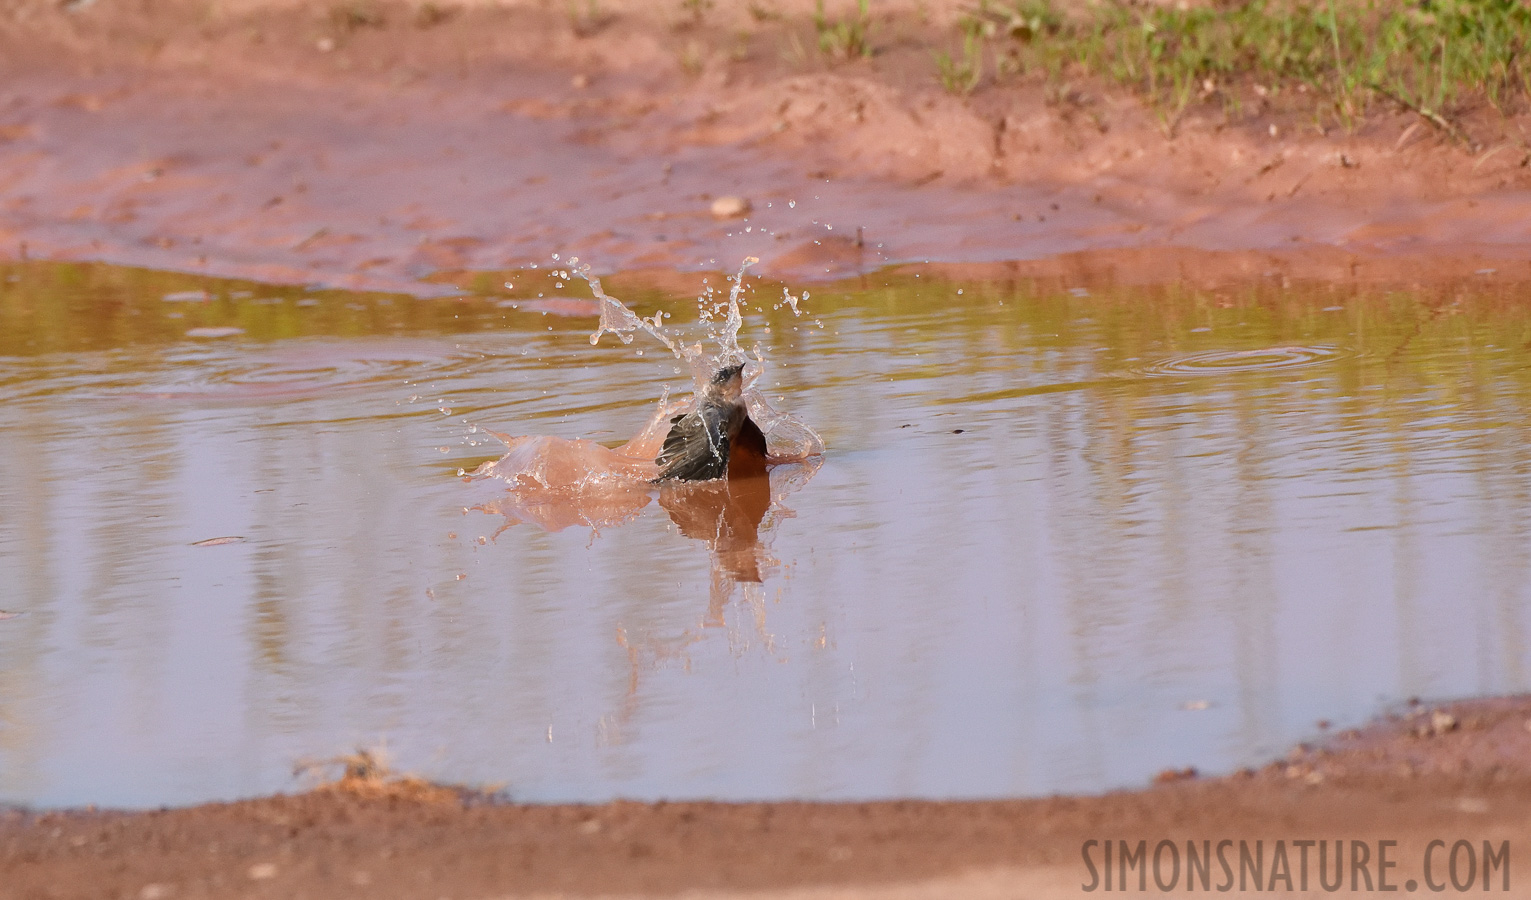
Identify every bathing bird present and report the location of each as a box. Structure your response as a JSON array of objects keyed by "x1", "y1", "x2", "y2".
[{"x1": 654, "y1": 363, "x2": 768, "y2": 482}]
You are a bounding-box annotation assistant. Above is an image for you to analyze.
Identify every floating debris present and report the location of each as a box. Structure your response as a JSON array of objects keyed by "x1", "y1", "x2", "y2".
[
  {"x1": 161, "y1": 290, "x2": 211, "y2": 303},
  {"x1": 190, "y1": 536, "x2": 246, "y2": 546},
  {"x1": 185, "y1": 327, "x2": 245, "y2": 338},
  {"x1": 1153, "y1": 766, "x2": 1198, "y2": 783}
]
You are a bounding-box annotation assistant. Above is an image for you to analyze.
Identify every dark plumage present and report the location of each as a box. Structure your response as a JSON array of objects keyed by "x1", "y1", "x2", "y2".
[{"x1": 654, "y1": 363, "x2": 767, "y2": 482}]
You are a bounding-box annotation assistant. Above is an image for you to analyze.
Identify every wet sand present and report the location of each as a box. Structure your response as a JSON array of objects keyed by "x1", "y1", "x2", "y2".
[
  {"x1": 5, "y1": 1, "x2": 1531, "y2": 895},
  {"x1": 2, "y1": 0, "x2": 1530, "y2": 293},
  {"x1": 5, "y1": 696, "x2": 1531, "y2": 898}
]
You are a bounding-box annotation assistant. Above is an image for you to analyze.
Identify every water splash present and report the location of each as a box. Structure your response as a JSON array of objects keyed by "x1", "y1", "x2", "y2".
[
  {"x1": 581, "y1": 255, "x2": 749, "y2": 389},
  {"x1": 574, "y1": 256, "x2": 824, "y2": 461},
  {"x1": 471, "y1": 258, "x2": 822, "y2": 496},
  {"x1": 469, "y1": 261, "x2": 826, "y2": 645}
]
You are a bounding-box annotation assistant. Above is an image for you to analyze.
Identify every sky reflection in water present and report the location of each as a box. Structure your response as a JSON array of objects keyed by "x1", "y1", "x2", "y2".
[{"x1": 1, "y1": 262, "x2": 1529, "y2": 808}]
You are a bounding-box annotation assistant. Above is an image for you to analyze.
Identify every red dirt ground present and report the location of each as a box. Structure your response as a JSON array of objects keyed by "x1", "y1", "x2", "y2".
[{"x1": 2, "y1": 0, "x2": 1530, "y2": 294}]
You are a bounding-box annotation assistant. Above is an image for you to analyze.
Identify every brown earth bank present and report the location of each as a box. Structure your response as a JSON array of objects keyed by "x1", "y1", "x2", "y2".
[
  {"x1": 2, "y1": 0, "x2": 1531, "y2": 295},
  {"x1": 4, "y1": 696, "x2": 1531, "y2": 899}
]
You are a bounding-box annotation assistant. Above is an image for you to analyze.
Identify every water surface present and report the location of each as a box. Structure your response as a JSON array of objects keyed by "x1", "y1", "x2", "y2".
[{"x1": 2, "y1": 262, "x2": 1530, "y2": 808}]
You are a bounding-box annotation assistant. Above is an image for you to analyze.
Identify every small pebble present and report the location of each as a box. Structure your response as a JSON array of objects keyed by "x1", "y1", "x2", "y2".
[{"x1": 710, "y1": 195, "x2": 751, "y2": 218}]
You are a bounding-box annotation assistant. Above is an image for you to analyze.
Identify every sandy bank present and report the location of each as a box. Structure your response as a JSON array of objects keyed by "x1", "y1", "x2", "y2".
[
  {"x1": 1, "y1": 0, "x2": 1528, "y2": 294},
  {"x1": 4, "y1": 696, "x2": 1530, "y2": 899}
]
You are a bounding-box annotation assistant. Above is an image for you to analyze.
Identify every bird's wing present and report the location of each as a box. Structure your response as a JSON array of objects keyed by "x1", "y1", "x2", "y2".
[{"x1": 654, "y1": 406, "x2": 730, "y2": 482}]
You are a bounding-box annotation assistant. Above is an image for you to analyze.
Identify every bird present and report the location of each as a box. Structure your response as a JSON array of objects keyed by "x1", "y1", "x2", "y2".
[{"x1": 653, "y1": 363, "x2": 768, "y2": 482}]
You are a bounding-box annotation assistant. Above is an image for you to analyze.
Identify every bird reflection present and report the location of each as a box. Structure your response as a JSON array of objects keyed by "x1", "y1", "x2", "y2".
[
  {"x1": 660, "y1": 471, "x2": 772, "y2": 599},
  {"x1": 471, "y1": 456, "x2": 813, "y2": 603},
  {"x1": 468, "y1": 365, "x2": 820, "y2": 741}
]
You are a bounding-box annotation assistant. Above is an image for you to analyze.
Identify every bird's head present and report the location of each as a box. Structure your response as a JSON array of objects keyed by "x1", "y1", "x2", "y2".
[{"x1": 709, "y1": 363, "x2": 746, "y2": 403}]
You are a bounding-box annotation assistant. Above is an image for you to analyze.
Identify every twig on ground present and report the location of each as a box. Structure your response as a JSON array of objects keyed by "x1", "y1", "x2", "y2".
[{"x1": 1369, "y1": 83, "x2": 1478, "y2": 152}]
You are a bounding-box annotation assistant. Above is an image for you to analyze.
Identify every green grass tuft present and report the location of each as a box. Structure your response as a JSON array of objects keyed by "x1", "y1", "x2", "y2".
[
  {"x1": 815, "y1": 0, "x2": 875, "y2": 61},
  {"x1": 947, "y1": 0, "x2": 1531, "y2": 139}
]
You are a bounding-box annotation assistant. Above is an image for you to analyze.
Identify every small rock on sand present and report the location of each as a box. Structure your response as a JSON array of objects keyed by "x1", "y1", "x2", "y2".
[{"x1": 710, "y1": 195, "x2": 751, "y2": 218}]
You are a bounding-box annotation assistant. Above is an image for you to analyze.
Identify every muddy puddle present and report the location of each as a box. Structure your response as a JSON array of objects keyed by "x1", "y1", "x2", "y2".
[{"x1": 2, "y1": 260, "x2": 1530, "y2": 809}]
